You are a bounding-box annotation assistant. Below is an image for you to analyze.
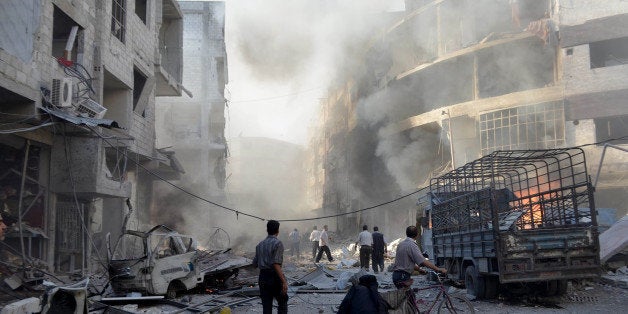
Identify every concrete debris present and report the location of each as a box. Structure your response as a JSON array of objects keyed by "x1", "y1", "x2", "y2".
[
  {"x1": 0, "y1": 297, "x2": 40, "y2": 314},
  {"x1": 599, "y1": 215, "x2": 628, "y2": 265}
]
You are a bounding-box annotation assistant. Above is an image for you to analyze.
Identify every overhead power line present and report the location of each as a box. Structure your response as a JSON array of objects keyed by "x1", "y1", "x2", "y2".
[
  {"x1": 83, "y1": 124, "x2": 628, "y2": 223},
  {"x1": 85, "y1": 125, "x2": 425, "y2": 222}
]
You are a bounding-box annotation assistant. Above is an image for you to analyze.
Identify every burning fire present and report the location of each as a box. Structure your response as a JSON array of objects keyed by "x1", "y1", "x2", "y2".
[{"x1": 513, "y1": 180, "x2": 561, "y2": 229}]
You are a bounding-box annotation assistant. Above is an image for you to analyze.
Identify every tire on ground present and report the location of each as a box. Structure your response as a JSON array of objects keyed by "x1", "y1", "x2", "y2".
[{"x1": 464, "y1": 265, "x2": 486, "y2": 299}]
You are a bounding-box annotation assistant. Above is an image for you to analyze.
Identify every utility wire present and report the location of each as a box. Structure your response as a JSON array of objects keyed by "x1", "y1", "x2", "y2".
[
  {"x1": 85, "y1": 125, "x2": 426, "y2": 222},
  {"x1": 83, "y1": 124, "x2": 627, "y2": 223}
]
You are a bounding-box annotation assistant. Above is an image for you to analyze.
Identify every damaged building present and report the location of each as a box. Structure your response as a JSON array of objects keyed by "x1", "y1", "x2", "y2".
[
  {"x1": 311, "y1": 0, "x2": 628, "y2": 237},
  {"x1": 154, "y1": 1, "x2": 229, "y2": 230},
  {"x1": 0, "y1": 0, "x2": 184, "y2": 276}
]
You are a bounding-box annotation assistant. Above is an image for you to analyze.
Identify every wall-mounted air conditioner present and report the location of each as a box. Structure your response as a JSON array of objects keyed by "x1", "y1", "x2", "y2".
[
  {"x1": 75, "y1": 98, "x2": 107, "y2": 119},
  {"x1": 51, "y1": 78, "x2": 73, "y2": 108}
]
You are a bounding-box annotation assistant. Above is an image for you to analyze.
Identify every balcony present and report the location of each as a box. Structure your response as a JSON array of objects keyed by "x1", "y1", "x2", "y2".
[{"x1": 50, "y1": 135, "x2": 131, "y2": 199}]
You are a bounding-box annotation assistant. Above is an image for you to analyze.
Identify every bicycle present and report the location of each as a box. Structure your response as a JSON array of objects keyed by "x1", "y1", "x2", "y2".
[{"x1": 404, "y1": 270, "x2": 475, "y2": 314}]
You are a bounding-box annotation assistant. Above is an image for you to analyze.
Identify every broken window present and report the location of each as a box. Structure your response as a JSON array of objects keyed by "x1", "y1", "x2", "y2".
[
  {"x1": 135, "y1": 0, "x2": 147, "y2": 24},
  {"x1": 589, "y1": 36, "x2": 628, "y2": 69},
  {"x1": 595, "y1": 115, "x2": 628, "y2": 145},
  {"x1": 479, "y1": 102, "x2": 565, "y2": 155},
  {"x1": 52, "y1": 5, "x2": 82, "y2": 61},
  {"x1": 111, "y1": 0, "x2": 127, "y2": 43}
]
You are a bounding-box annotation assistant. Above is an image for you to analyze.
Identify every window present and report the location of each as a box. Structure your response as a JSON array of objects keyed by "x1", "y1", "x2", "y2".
[
  {"x1": 135, "y1": 0, "x2": 147, "y2": 24},
  {"x1": 111, "y1": 0, "x2": 126, "y2": 43},
  {"x1": 479, "y1": 102, "x2": 565, "y2": 155},
  {"x1": 590, "y1": 37, "x2": 628, "y2": 69},
  {"x1": 52, "y1": 5, "x2": 81, "y2": 61},
  {"x1": 132, "y1": 67, "x2": 147, "y2": 111},
  {"x1": 595, "y1": 115, "x2": 628, "y2": 145}
]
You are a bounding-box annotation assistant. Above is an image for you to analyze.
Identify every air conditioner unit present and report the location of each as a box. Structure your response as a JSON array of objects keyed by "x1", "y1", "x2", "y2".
[
  {"x1": 75, "y1": 99, "x2": 107, "y2": 119},
  {"x1": 51, "y1": 78, "x2": 73, "y2": 108}
]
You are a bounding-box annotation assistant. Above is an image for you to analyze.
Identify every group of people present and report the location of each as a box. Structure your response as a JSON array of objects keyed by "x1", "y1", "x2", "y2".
[
  {"x1": 253, "y1": 220, "x2": 447, "y2": 314},
  {"x1": 355, "y1": 225, "x2": 387, "y2": 273}
]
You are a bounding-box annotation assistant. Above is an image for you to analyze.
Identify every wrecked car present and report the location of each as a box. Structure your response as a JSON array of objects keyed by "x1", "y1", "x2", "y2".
[{"x1": 107, "y1": 225, "x2": 251, "y2": 298}]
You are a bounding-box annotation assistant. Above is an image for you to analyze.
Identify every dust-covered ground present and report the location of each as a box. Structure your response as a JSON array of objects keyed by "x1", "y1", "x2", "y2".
[{"x1": 142, "y1": 253, "x2": 627, "y2": 314}]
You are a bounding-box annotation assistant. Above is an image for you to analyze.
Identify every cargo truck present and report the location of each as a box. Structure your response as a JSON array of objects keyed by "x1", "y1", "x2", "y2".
[{"x1": 423, "y1": 148, "x2": 600, "y2": 299}]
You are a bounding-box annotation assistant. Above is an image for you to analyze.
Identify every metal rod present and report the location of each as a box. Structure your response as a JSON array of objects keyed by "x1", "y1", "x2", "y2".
[
  {"x1": 593, "y1": 143, "x2": 628, "y2": 188},
  {"x1": 17, "y1": 140, "x2": 30, "y2": 270}
]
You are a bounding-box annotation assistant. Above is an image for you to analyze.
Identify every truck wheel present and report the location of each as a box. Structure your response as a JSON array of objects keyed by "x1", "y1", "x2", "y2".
[
  {"x1": 166, "y1": 281, "x2": 183, "y2": 299},
  {"x1": 465, "y1": 266, "x2": 485, "y2": 299},
  {"x1": 484, "y1": 276, "x2": 499, "y2": 299}
]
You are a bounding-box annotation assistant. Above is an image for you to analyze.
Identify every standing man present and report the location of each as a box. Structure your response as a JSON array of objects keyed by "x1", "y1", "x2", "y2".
[
  {"x1": 371, "y1": 226, "x2": 387, "y2": 273},
  {"x1": 253, "y1": 220, "x2": 288, "y2": 314},
  {"x1": 391, "y1": 226, "x2": 447, "y2": 288},
  {"x1": 315, "y1": 225, "x2": 334, "y2": 263},
  {"x1": 288, "y1": 228, "x2": 301, "y2": 258},
  {"x1": 355, "y1": 225, "x2": 373, "y2": 271},
  {"x1": 309, "y1": 226, "x2": 320, "y2": 260}
]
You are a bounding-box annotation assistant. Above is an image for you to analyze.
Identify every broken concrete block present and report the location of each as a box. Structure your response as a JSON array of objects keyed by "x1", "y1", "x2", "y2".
[
  {"x1": 0, "y1": 297, "x2": 41, "y2": 314},
  {"x1": 3, "y1": 274, "x2": 23, "y2": 290}
]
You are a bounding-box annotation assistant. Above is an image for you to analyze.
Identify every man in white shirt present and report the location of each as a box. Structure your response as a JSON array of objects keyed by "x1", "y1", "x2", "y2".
[
  {"x1": 355, "y1": 225, "x2": 373, "y2": 271},
  {"x1": 315, "y1": 225, "x2": 334, "y2": 262},
  {"x1": 309, "y1": 226, "x2": 321, "y2": 260}
]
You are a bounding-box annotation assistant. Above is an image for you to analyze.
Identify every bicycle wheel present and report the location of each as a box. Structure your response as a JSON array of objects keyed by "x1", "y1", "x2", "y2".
[{"x1": 437, "y1": 294, "x2": 475, "y2": 313}]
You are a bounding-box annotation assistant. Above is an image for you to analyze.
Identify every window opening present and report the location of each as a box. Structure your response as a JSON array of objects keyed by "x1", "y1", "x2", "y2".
[
  {"x1": 111, "y1": 0, "x2": 127, "y2": 43},
  {"x1": 135, "y1": 0, "x2": 147, "y2": 24},
  {"x1": 590, "y1": 36, "x2": 628, "y2": 69}
]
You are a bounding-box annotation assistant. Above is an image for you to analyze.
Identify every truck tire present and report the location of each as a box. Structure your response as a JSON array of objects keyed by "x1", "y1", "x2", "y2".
[
  {"x1": 484, "y1": 276, "x2": 499, "y2": 299},
  {"x1": 465, "y1": 266, "x2": 485, "y2": 299},
  {"x1": 166, "y1": 281, "x2": 184, "y2": 299}
]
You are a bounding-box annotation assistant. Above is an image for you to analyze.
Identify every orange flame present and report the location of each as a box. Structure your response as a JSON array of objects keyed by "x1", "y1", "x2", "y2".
[{"x1": 513, "y1": 180, "x2": 561, "y2": 229}]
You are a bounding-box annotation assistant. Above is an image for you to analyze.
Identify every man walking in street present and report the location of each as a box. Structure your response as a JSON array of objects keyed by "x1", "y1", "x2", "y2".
[
  {"x1": 288, "y1": 228, "x2": 301, "y2": 258},
  {"x1": 371, "y1": 226, "x2": 387, "y2": 273},
  {"x1": 253, "y1": 220, "x2": 289, "y2": 314},
  {"x1": 309, "y1": 226, "x2": 320, "y2": 260},
  {"x1": 315, "y1": 225, "x2": 334, "y2": 263},
  {"x1": 355, "y1": 225, "x2": 373, "y2": 271},
  {"x1": 391, "y1": 226, "x2": 447, "y2": 288}
]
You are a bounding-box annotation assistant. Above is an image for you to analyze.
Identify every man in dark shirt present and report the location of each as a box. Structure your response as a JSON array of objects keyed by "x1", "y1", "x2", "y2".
[
  {"x1": 371, "y1": 226, "x2": 387, "y2": 273},
  {"x1": 253, "y1": 220, "x2": 288, "y2": 314}
]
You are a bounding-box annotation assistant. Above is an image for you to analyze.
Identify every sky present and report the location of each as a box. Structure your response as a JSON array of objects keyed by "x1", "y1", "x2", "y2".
[{"x1": 222, "y1": 0, "x2": 406, "y2": 145}]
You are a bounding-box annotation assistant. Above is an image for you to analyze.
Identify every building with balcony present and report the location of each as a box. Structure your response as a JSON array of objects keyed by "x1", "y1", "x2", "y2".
[
  {"x1": 317, "y1": 0, "x2": 628, "y2": 236},
  {"x1": 0, "y1": 0, "x2": 183, "y2": 274},
  {"x1": 154, "y1": 1, "x2": 228, "y2": 232}
]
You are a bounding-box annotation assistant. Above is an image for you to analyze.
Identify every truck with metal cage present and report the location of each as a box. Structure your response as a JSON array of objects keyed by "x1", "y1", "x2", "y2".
[{"x1": 424, "y1": 148, "x2": 600, "y2": 299}]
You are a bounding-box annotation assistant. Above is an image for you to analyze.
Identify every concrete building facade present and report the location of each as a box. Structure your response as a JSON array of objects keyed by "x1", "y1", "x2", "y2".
[
  {"x1": 314, "y1": 0, "x2": 628, "y2": 237},
  {"x1": 0, "y1": 0, "x2": 183, "y2": 274},
  {"x1": 154, "y1": 1, "x2": 228, "y2": 230}
]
